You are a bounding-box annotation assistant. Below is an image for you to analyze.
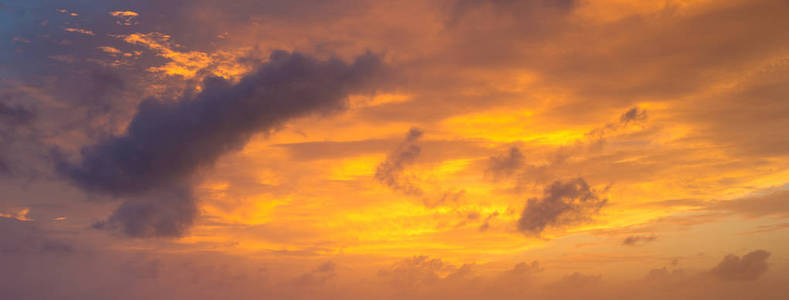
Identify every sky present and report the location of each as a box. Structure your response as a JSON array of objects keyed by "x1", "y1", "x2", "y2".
[{"x1": 1, "y1": 0, "x2": 788, "y2": 299}]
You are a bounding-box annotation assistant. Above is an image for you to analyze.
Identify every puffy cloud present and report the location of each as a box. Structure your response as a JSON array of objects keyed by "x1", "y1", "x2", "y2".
[
  {"x1": 518, "y1": 178, "x2": 607, "y2": 235},
  {"x1": 709, "y1": 250, "x2": 771, "y2": 281},
  {"x1": 619, "y1": 107, "x2": 647, "y2": 126},
  {"x1": 487, "y1": 146, "x2": 524, "y2": 179},
  {"x1": 375, "y1": 128, "x2": 424, "y2": 196}
]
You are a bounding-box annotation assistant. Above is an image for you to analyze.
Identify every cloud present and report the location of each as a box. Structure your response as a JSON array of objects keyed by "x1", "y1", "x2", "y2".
[
  {"x1": 57, "y1": 50, "x2": 384, "y2": 237},
  {"x1": 619, "y1": 107, "x2": 647, "y2": 126},
  {"x1": 375, "y1": 127, "x2": 424, "y2": 196},
  {"x1": 377, "y1": 256, "x2": 473, "y2": 295},
  {"x1": 518, "y1": 178, "x2": 607, "y2": 235},
  {"x1": 622, "y1": 234, "x2": 658, "y2": 246},
  {"x1": 64, "y1": 27, "x2": 95, "y2": 36},
  {"x1": 0, "y1": 102, "x2": 35, "y2": 126},
  {"x1": 709, "y1": 250, "x2": 771, "y2": 281},
  {"x1": 91, "y1": 185, "x2": 197, "y2": 238},
  {"x1": 478, "y1": 212, "x2": 499, "y2": 231},
  {"x1": 487, "y1": 146, "x2": 524, "y2": 179},
  {"x1": 0, "y1": 208, "x2": 33, "y2": 221},
  {"x1": 485, "y1": 106, "x2": 648, "y2": 186},
  {"x1": 109, "y1": 11, "x2": 139, "y2": 26}
]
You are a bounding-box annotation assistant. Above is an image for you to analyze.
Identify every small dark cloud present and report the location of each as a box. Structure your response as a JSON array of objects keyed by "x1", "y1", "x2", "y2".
[
  {"x1": 0, "y1": 102, "x2": 35, "y2": 126},
  {"x1": 586, "y1": 106, "x2": 648, "y2": 140},
  {"x1": 375, "y1": 127, "x2": 424, "y2": 196},
  {"x1": 518, "y1": 178, "x2": 607, "y2": 235},
  {"x1": 487, "y1": 146, "x2": 524, "y2": 179},
  {"x1": 619, "y1": 107, "x2": 647, "y2": 126},
  {"x1": 709, "y1": 250, "x2": 770, "y2": 281},
  {"x1": 622, "y1": 234, "x2": 658, "y2": 246},
  {"x1": 424, "y1": 189, "x2": 465, "y2": 208},
  {"x1": 479, "y1": 212, "x2": 499, "y2": 232}
]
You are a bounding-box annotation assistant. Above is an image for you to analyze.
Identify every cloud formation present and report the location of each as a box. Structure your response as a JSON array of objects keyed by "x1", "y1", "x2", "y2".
[
  {"x1": 710, "y1": 250, "x2": 771, "y2": 281},
  {"x1": 56, "y1": 50, "x2": 384, "y2": 237},
  {"x1": 0, "y1": 102, "x2": 35, "y2": 126},
  {"x1": 487, "y1": 146, "x2": 524, "y2": 179},
  {"x1": 622, "y1": 234, "x2": 658, "y2": 246},
  {"x1": 375, "y1": 127, "x2": 424, "y2": 196},
  {"x1": 91, "y1": 185, "x2": 197, "y2": 238},
  {"x1": 518, "y1": 178, "x2": 607, "y2": 235}
]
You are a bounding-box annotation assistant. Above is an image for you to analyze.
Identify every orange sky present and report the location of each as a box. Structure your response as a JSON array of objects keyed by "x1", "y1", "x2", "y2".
[{"x1": 0, "y1": 0, "x2": 788, "y2": 299}]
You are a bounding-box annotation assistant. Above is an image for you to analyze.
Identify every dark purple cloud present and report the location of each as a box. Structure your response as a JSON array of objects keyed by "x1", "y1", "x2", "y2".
[
  {"x1": 518, "y1": 178, "x2": 607, "y2": 235},
  {"x1": 56, "y1": 50, "x2": 384, "y2": 237}
]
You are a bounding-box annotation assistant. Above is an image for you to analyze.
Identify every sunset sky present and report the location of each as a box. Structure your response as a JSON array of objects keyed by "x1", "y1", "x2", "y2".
[{"x1": 1, "y1": 0, "x2": 789, "y2": 299}]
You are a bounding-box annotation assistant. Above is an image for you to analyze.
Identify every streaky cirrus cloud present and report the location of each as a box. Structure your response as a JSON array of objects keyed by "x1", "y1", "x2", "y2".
[{"x1": 55, "y1": 50, "x2": 385, "y2": 237}]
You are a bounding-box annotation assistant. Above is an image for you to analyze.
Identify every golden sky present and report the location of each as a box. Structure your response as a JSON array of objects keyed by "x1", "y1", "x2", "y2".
[{"x1": 1, "y1": 0, "x2": 788, "y2": 299}]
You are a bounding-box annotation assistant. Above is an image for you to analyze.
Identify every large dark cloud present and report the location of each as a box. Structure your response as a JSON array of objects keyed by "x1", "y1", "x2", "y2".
[
  {"x1": 518, "y1": 178, "x2": 607, "y2": 235},
  {"x1": 709, "y1": 250, "x2": 771, "y2": 281},
  {"x1": 58, "y1": 51, "x2": 382, "y2": 195},
  {"x1": 375, "y1": 127, "x2": 424, "y2": 196},
  {"x1": 56, "y1": 50, "x2": 384, "y2": 237}
]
